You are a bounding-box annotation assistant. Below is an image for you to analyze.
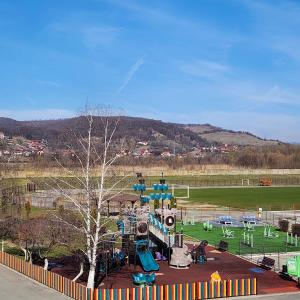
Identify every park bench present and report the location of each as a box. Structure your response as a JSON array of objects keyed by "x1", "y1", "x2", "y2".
[{"x1": 257, "y1": 256, "x2": 275, "y2": 270}]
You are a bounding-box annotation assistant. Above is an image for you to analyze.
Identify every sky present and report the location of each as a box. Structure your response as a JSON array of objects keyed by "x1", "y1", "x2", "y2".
[{"x1": 0, "y1": 0, "x2": 300, "y2": 142}]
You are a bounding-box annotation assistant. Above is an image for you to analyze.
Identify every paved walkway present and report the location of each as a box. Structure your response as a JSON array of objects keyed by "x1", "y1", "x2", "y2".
[{"x1": 0, "y1": 264, "x2": 70, "y2": 300}]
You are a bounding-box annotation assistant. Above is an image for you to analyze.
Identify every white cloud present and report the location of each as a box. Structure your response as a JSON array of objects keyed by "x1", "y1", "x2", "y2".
[
  {"x1": 117, "y1": 55, "x2": 145, "y2": 94},
  {"x1": 0, "y1": 109, "x2": 75, "y2": 121},
  {"x1": 50, "y1": 21, "x2": 120, "y2": 48},
  {"x1": 181, "y1": 59, "x2": 230, "y2": 79},
  {"x1": 81, "y1": 26, "x2": 120, "y2": 48},
  {"x1": 242, "y1": 0, "x2": 300, "y2": 64},
  {"x1": 35, "y1": 80, "x2": 60, "y2": 87}
]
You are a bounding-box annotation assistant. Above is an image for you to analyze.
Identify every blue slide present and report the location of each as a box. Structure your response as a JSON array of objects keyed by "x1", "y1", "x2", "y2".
[{"x1": 137, "y1": 250, "x2": 159, "y2": 272}]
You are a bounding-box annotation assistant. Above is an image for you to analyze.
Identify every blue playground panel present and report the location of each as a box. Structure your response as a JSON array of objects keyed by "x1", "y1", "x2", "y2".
[{"x1": 132, "y1": 273, "x2": 156, "y2": 285}]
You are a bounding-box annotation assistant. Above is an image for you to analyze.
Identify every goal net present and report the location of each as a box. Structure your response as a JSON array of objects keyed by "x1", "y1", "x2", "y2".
[
  {"x1": 171, "y1": 184, "x2": 190, "y2": 199},
  {"x1": 241, "y1": 179, "x2": 250, "y2": 186}
]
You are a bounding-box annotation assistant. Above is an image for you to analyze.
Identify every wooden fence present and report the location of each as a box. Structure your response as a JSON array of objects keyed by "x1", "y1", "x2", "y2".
[
  {"x1": 0, "y1": 251, "x2": 87, "y2": 300},
  {"x1": 89, "y1": 278, "x2": 257, "y2": 300},
  {"x1": 0, "y1": 251, "x2": 257, "y2": 300}
]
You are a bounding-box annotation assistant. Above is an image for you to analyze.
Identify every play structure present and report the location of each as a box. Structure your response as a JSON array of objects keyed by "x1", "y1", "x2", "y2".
[
  {"x1": 115, "y1": 173, "x2": 194, "y2": 284},
  {"x1": 132, "y1": 273, "x2": 156, "y2": 286},
  {"x1": 135, "y1": 240, "x2": 159, "y2": 272}
]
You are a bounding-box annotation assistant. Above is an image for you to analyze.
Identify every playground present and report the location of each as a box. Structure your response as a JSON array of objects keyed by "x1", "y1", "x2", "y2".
[
  {"x1": 98, "y1": 244, "x2": 299, "y2": 295},
  {"x1": 2, "y1": 174, "x2": 300, "y2": 299}
]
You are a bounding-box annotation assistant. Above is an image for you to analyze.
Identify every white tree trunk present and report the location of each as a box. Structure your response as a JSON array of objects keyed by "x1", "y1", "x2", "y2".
[
  {"x1": 21, "y1": 248, "x2": 27, "y2": 261},
  {"x1": 44, "y1": 258, "x2": 48, "y2": 271},
  {"x1": 87, "y1": 263, "x2": 96, "y2": 289},
  {"x1": 73, "y1": 263, "x2": 84, "y2": 282},
  {"x1": 1, "y1": 240, "x2": 4, "y2": 252}
]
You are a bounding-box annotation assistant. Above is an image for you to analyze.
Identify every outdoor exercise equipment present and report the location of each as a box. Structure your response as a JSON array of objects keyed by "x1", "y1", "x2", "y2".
[
  {"x1": 263, "y1": 226, "x2": 279, "y2": 238},
  {"x1": 243, "y1": 222, "x2": 255, "y2": 231},
  {"x1": 242, "y1": 232, "x2": 254, "y2": 247},
  {"x1": 286, "y1": 232, "x2": 298, "y2": 247},
  {"x1": 203, "y1": 220, "x2": 213, "y2": 231},
  {"x1": 222, "y1": 226, "x2": 234, "y2": 238}
]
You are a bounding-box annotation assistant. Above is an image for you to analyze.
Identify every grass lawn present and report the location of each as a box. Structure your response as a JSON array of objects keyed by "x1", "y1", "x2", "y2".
[
  {"x1": 183, "y1": 187, "x2": 300, "y2": 210},
  {"x1": 181, "y1": 222, "x2": 300, "y2": 254}
]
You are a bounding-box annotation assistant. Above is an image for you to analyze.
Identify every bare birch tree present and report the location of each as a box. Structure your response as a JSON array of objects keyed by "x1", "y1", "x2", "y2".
[{"x1": 46, "y1": 107, "x2": 133, "y2": 289}]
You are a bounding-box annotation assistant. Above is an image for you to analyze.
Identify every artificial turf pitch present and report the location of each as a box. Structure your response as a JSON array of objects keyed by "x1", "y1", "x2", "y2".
[
  {"x1": 181, "y1": 222, "x2": 300, "y2": 254},
  {"x1": 179, "y1": 186, "x2": 300, "y2": 210}
]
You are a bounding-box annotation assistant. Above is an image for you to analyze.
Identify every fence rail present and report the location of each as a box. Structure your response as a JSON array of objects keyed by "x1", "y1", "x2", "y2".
[
  {"x1": 0, "y1": 251, "x2": 87, "y2": 300},
  {"x1": 90, "y1": 278, "x2": 257, "y2": 300},
  {"x1": 0, "y1": 251, "x2": 257, "y2": 300}
]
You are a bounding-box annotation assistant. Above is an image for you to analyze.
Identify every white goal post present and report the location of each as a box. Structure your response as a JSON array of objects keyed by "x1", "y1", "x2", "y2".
[
  {"x1": 241, "y1": 179, "x2": 250, "y2": 186},
  {"x1": 171, "y1": 184, "x2": 190, "y2": 199}
]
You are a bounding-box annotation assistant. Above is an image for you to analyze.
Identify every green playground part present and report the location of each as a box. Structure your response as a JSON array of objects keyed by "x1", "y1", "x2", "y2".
[
  {"x1": 287, "y1": 255, "x2": 300, "y2": 278},
  {"x1": 203, "y1": 221, "x2": 213, "y2": 231},
  {"x1": 263, "y1": 226, "x2": 279, "y2": 239},
  {"x1": 286, "y1": 232, "x2": 298, "y2": 247},
  {"x1": 222, "y1": 225, "x2": 234, "y2": 238},
  {"x1": 243, "y1": 222, "x2": 255, "y2": 231},
  {"x1": 242, "y1": 232, "x2": 254, "y2": 247}
]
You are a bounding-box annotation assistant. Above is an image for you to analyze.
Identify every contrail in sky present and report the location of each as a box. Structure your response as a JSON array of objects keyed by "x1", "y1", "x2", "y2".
[{"x1": 117, "y1": 55, "x2": 145, "y2": 94}]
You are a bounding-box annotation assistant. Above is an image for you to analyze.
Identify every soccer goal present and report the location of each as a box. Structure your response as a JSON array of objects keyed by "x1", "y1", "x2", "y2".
[
  {"x1": 241, "y1": 179, "x2": 250, "y2": 186},
  {"x1": 171, "y1": 184, "x2": 190, "y2": 199}
]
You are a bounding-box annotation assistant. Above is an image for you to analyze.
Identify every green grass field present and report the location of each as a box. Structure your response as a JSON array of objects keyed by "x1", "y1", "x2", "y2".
[
  {"x1": 177, "y1": 187, "x2": 300, "y2": 210},
  {"x1": 182, "y1": 222, "x2": 300, "y2": 254}
]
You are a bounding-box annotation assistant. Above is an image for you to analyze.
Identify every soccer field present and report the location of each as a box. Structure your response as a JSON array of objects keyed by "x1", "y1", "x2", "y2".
[{"x1": 182, "y1": 187, "x2": 300, "y2": 210}]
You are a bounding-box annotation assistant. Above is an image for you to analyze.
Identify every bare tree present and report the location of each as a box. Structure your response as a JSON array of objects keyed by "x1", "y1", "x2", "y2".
[{"x1": 46, "y1": 107, "x2": 133, "y2": 289}]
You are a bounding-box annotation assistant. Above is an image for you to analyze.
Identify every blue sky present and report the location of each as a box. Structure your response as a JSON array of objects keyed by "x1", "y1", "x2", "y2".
[{"x1": 1, "y1": 0, "x2": 300, "y2": 142}]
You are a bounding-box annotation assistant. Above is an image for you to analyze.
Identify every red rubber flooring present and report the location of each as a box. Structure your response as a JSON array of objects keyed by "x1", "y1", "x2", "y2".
[{"x1": 100, "y1": 246, "x2": 300, "y2": 295}]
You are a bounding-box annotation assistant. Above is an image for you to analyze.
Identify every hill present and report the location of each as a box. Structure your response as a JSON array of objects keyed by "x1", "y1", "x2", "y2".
[
  {"x1": 0, "y1": 116, "x2": 280, "y2": 148},
  {"x1": 184, "y1": 124, "x2": 279, "y2": 146}
]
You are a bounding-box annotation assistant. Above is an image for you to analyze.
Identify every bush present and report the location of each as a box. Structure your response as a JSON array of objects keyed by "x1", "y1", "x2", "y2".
[
  {"x1": 292, "y1": 224, "x2": 300, "y2": 236},
  {"x1": 278, "y1": 219, "x2": 289, "y2": 232}
]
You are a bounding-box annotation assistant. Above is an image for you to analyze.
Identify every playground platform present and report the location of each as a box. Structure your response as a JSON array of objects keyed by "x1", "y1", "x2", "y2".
[{"x1": 99, "y1": 246, "x2": 300, "y2": 295}]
